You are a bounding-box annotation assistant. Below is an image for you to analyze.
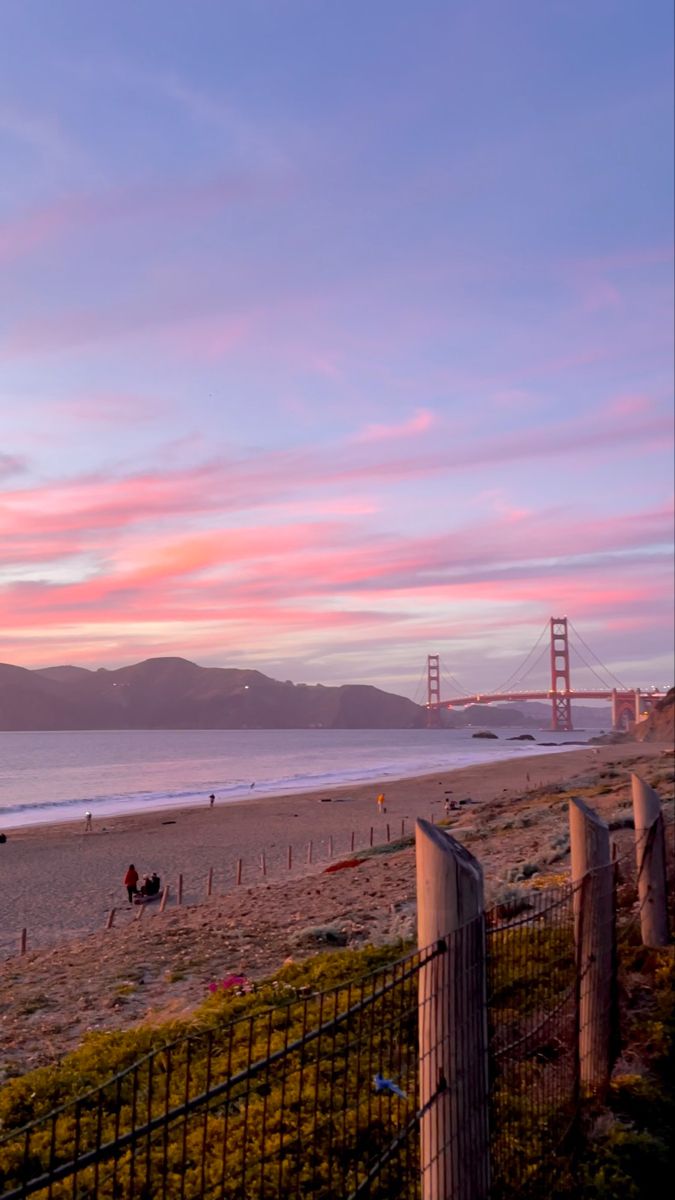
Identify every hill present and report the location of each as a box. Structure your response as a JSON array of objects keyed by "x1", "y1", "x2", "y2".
[{"x1": 0, "y1": 657, "x2": 425, "y2": 731}]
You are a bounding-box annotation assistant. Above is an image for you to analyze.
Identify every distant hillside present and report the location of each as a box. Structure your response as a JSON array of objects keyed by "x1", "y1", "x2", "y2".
[
  {"x1": 439, "y1": 699, "x2": 610, "y2": 730},
  {"x1": 0, "y1": 658, "x2": 425, "y2": 731}
]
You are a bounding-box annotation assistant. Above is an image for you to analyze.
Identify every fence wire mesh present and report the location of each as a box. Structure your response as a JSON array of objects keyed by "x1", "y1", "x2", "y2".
[
  {"x1": 486, "y1": 884, "x2": 578, "y2": 1198},
  {"x1": 0, "y1": 947, "x2": 427, "y2": 1200}
]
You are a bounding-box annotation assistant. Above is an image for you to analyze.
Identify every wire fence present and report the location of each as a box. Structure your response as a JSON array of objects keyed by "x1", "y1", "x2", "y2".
[
  {"x1": 0, "y1": 900, "x2": 584, "y2": 1200},
  {"x1": 0, "y1": 944, "x2": 427, "y2": 1200},
  {"x1": 1, "y1": 805, "x2": 672, "y2": 1200},
  {"x1": 487, "y1": 884, "x2": 577, "y2": 1198}
]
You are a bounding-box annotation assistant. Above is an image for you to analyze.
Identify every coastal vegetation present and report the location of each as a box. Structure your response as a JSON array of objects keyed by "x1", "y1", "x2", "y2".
[{"x1": 1, "y1": 897, "x2": 672, "y2": 1198}]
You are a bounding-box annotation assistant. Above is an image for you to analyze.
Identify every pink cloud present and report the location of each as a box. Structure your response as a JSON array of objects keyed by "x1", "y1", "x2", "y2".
[
  {"x1": 162, "y1": 313, "x2": 251, "y2": 360},
  {"x1": 353, "y1": 408, "x2": 435, "y2": 443},
  {"x1": 0, "y1": 454, "x2": 26, "y2": 480},
  {"x1": 0, "y1": 207, "x2": 71, "y2": 267},
  {"x1": 51, "y1": 394, "x2": 167, "y2": 424},
  {"x1": 0, "y1": 170, "x2": 281, "y2": 269}
]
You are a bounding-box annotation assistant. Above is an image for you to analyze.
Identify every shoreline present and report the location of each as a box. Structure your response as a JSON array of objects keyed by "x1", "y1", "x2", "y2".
[
  {"x1": 0, "y1": 741, "x2": 660, "y2": 957},
  {"x1": 2, "y1": 734, "x2": 593, "y2": 836}
]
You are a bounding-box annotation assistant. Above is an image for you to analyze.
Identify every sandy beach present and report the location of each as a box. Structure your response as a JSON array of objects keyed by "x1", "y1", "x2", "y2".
[
  {"x1": 1, "y1": 739, "x2": 672, "y2": 1081},
  {"x1": 0, "y1": 741, "x2": 641, "y2": 954}
]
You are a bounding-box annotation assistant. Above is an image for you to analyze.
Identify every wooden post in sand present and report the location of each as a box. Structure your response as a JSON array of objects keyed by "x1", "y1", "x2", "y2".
[
  {"x1": 159, "y1": 885, "x2": 170, "y2": 912},
  {"x1": 569, "y1": 797, "x2": 613, "y2": 1092},
  {"x1": 260, "y1": 851, "x2": 267, "y2": 877},
  {"x1": 307, "y1": 841, "x2": 313, "y2": 865},
  {"x1": 177, "y1": 874, "x2": 183, "y2": 906},
  {"x1": 350, "y1": 830, "x2": 355, "y2": 853},
  {"x1": 19, "y1": 928, "x2": 27, "y2": 955},
  {"x1": 135, "y1": 901, "x2": 144, "y2": 921},
  {"x1": 287, "y1": 845, "x2": 292, "y2": 870},
  {"x1": 236, "y1": 858, "x2": 242, "y2": 885},
  {"x1": 631, "y1": 774, "x2": 668, "y2": 947},
  {"x1": 369, "y1": 826, "x2": 374, "y2": 847},
  {"x1": 105, "y1": 909, "x2": 116, "y2": 930},
  {"x1": 206, "y1": 867, "x2": 214, "y2": 897},
  {"x1": 386, "y1": 822, "x2": 390, "y2": 843},
  {"x1": 415, "y1": 820, "x2": 489, "y2": 1200},
  {"x1": 328, "y1": 835, "x2": 333, "y2": 859},
  {"x1": 401, "y1": 818, "x2": 405, "y2": 837}
]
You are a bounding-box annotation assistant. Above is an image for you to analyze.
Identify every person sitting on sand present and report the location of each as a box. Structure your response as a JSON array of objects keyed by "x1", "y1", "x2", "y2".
[
  {"x1": 140, "y1": 874, "x2": 152, "y2": 896},
  {"x1": 124, "y1": 864, "x2": 139, "y2": 904},
  {"x1": 150, "y1": 872, "x2": 160, "y2": 895}
]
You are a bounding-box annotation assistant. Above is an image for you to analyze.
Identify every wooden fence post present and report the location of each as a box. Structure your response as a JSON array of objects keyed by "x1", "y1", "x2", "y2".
[
  {"x1": 260, "y1": 851, "x2": 267, "y2": 877},
  {"x1": 19, "y1": 928, "x2": 27, "y2": 955},
  {"x1": 159, "y1": 885, "x2": 169, "y2": 912},
  {"x1": 328, "y1": 835, "x2": 333, "y2": 859},
  {"x1": 415, "y1": 819, "x2": 490, "y2": 1200},
  {"x1": 350, "y1": 830, "x2": 355, "y2": 853},
  {"x1": 386, "y1": 822, "x2": 390, "y2": 843},
  {"x1": 135, "y1": 901, "x2": 144, "y2": 921},
  {"x1": 206, "y1": 867, "x2": 214, "y2": 898},
  {"x1": 287, "y1": 845, "x2": 292, "y2": 870},
  {"x1": 369, "y1": 826, "x2": 374, "y2": 847},
  {"x1": 631, "y1": 774, "x2": 668, "y2": 947},
  {"x1": 177, "y1": 874, "x2": 183, "y2": 906},
  {"x1": 105, "y1": 909, "x2": 116, "y2": 930},
  {"x1": 569, "y1": 797, "x2": 613, "y2": 1092},
  {"x1": 401, "y1": 818, "x2": 405, "y2": 837},
  {"x1": 307, "y1": 841, "x2": 313, "y2": 865}
]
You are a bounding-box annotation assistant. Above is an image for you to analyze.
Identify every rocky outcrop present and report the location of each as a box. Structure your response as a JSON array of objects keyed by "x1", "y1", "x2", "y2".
[{"x1": 635, "y1": 688, "x2": 675, "y2": 743}]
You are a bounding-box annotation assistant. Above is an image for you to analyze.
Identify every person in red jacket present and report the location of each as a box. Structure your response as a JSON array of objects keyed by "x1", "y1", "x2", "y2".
[{"x1": 124, "y1": 864, "x2": 139, "y2": 904}]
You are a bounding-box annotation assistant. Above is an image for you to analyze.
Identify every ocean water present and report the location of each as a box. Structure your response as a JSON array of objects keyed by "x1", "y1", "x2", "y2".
[{"x1": 0, "y1": 727, "x2": 588, "y2": 829}]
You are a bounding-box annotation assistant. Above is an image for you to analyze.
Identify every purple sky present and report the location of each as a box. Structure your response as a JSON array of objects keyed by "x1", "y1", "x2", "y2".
[{"x1": 1, "y1": 0, "x2": 673, "y2": 699}]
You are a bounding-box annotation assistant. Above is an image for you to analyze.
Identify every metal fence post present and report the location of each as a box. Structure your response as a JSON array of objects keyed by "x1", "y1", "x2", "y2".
[
  {"x1": 569, "y1": 797, "x2": 613, "y2": 1093},
  {"x1": 415, "y1": 818, "x2": 490, "y2": 1200},
  {"x1": 631, "y1": 773, "x2": 668, "y2": 947}
]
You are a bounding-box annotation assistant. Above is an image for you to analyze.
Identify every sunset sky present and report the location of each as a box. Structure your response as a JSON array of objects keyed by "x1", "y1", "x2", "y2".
[{"x1": 1, "y1": 1, "x2": 673, "y2": 700}]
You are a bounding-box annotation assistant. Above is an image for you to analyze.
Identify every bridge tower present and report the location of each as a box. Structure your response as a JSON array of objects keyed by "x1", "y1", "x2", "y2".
[
  {"x1": 550, "y1": 617, "x2": 573, "y2": 731},
  {"x1": 427, "y1": 654, "x2": 441, "y2": 728}
]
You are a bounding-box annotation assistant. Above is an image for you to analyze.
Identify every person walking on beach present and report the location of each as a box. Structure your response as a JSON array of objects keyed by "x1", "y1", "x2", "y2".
[
  {"x1": 209, "y1": 793, "x2": 215, "y2": 808},
  {"x1": 124, "y1": 864, "x2": 139, "y2": 904},
  {"x1": 84, "y1": 810, "x2": 92, "y2": 832},
  {"x1": 377, "y1": 792, "x2": 386, "y2": 815}
]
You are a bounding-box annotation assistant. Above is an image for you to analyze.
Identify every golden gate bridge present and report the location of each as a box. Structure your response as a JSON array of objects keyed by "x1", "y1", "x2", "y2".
[{"x1": 426, "y1": 617, "x2": 670, "y2": 732}]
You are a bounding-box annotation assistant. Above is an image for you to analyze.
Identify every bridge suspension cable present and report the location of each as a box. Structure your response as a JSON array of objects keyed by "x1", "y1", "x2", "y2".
[
  {"x1": 568, "y1": 620, "x2": 629, "y2": 691},
  {"x1": 412, "y1": 662, "x2": 430, "y2": 707},
  {"x1": 569, "y1": 645, "x2": 617, "y2": 690},
  {"x1": 491, "y1": 620, "x2": 549, "y2": 694},
  {"x1": 440, "y1": 665, "x2": 472, "y2": 697}
]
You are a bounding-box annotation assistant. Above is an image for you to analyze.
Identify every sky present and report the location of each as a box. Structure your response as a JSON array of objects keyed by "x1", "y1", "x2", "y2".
[{"x1": 0, "y1": 0, "x2": 673, "y2": 701}]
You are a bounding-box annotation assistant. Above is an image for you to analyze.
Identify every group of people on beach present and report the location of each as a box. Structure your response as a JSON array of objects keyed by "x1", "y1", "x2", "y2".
[{"x1": 123, "y1": 865, "x2": 160, "y2": 904}]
